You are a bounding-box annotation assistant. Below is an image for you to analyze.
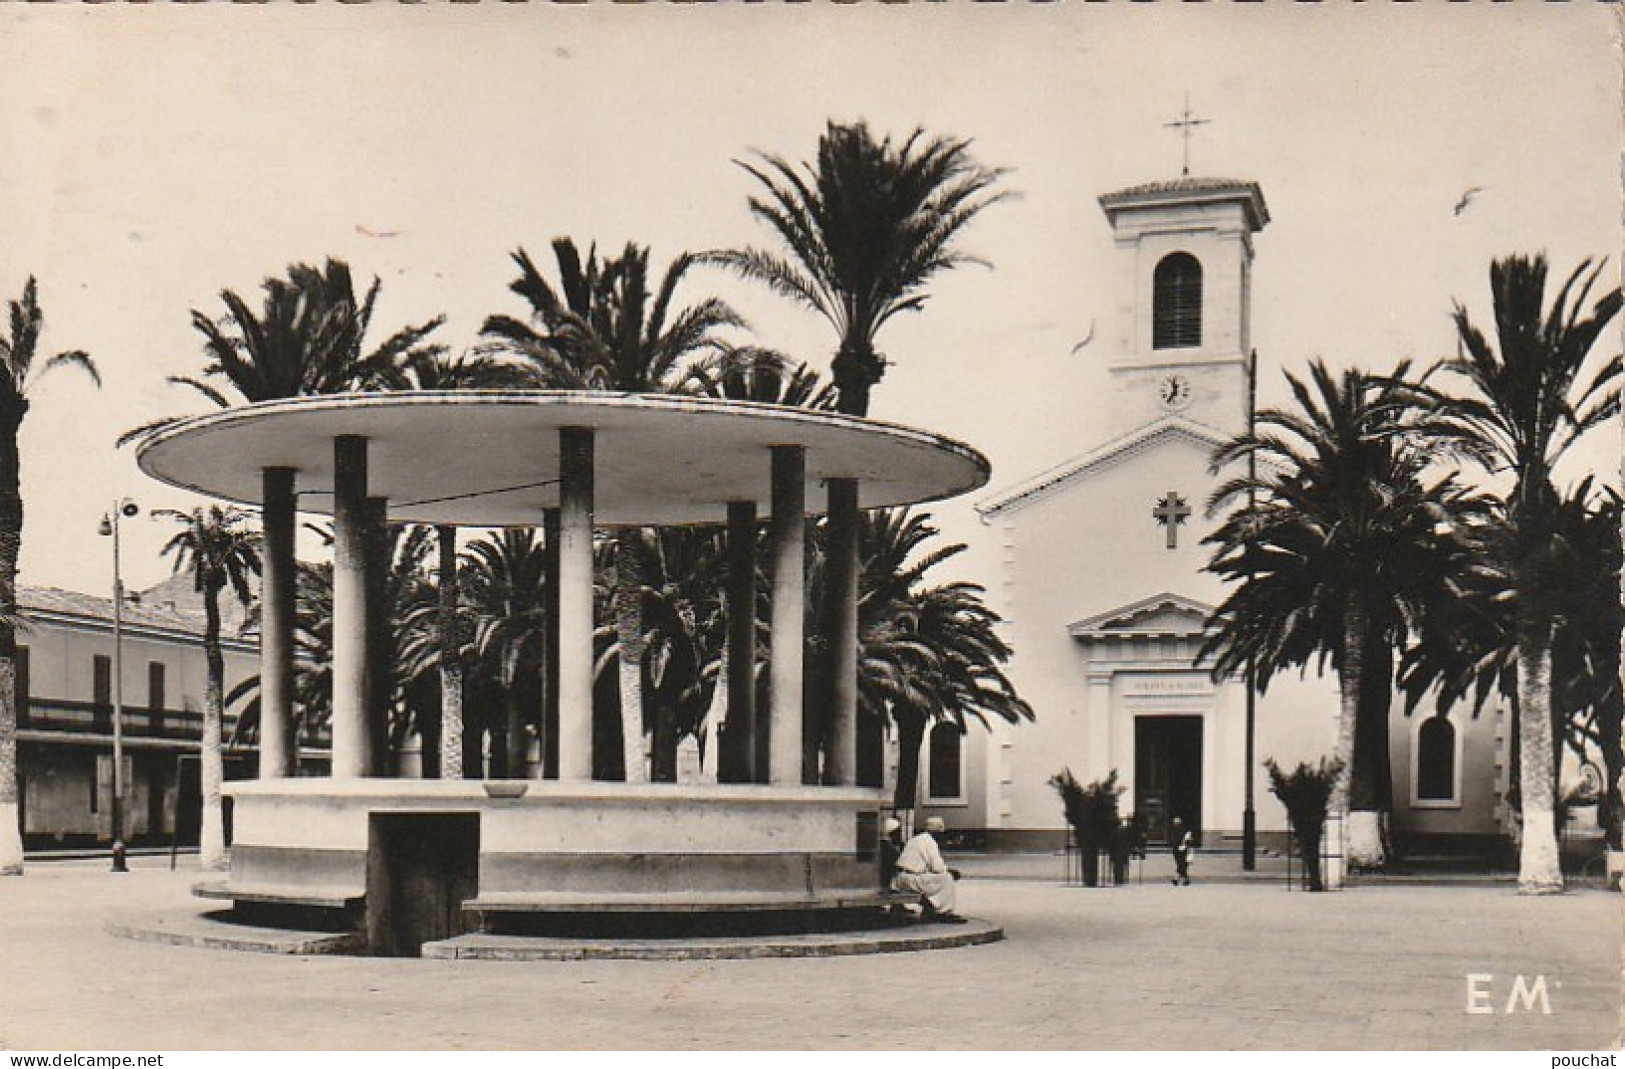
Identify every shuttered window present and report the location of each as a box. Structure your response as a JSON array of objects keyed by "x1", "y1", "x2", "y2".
[{"x1": 1153, "y1": 252, "x2": 1202, "y2": 349}]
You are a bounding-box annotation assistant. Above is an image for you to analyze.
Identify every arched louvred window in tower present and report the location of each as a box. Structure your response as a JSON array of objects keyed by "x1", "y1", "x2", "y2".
[{"x1": 1153, "y1": 252, "x2": 1203, "y2": 350}]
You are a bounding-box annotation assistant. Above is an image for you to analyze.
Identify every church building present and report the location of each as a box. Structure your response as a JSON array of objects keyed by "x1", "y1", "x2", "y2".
[{"x1": 926, "y1": 175, "x2": 1512, "y2": 857}]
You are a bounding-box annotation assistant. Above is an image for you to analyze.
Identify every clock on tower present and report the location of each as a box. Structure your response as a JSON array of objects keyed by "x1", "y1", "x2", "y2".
[{"x1": 1157, "y1": 373, "x2": 1193, "y2": 411}]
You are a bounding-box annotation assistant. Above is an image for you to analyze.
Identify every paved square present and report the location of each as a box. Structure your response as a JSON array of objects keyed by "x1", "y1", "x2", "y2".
[{"x1": 1, "y1": 857, "x2": 1617, "y2": 1050}]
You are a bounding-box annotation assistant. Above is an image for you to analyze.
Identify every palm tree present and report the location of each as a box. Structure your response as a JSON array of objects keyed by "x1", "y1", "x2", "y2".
[
  {"x1": 124, "y1": 260, "x2": 442, "y2": 787},
  {"x1": 1401, "y1": 480, "x2": 1624, "y2": 855},
  {"x1": 156, "y1": 506, "x2": 260, "y2": 871},
  {"x1": 710, "y1": 120, "x2": 1007, "y2": 778},
  {"x1": 1427, "y1": 254, "x2": 1622, "y2": 893},
  {"x1": 1265, "y1": 757, "x2": 1344, "y2": 892},
  {"x1": 829, "y1": 508, "x2": 1031, "y2": 811},
  {"x1": 179, "y1": 259, "x2": 442, "y2": 407},
  {"x1": 121, "y1": 259, "x2": 444, "y2": 449},
  {"x1": 632, "y1": 526, "x2": 727, "y2": 782},
  {"x1": 1202, "y1": 360, "x2": 1483, "y2": 875},
  {"x1": 483, "y1": 239, "x2": 742, "y2": 782},
  {"x1": 227, "y1": 557, "x2": 335, "y2": 753},
  {"x1": 460, "y1": 530, "x2": 551, "y2": 778},
  {"x1": 1548, "y1": 488, "x2": 1623, "y2": 852},
  {"x1": 693, "y1": 347, "x2": 837, "y2": 410},
  {"x1": 708, "y1": 120, "x2": 1008, "y2": 418},
  {"x1": 384, "y1": 349, "x2": 540, "y2": 779},
  {"x1": 0, "y1": 278, "x2": 98, "y2": 874}
]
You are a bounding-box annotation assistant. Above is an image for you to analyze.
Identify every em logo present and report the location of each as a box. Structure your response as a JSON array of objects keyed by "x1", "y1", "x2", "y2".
[{"x1": 1465, "y1": 973, "x2": 1556, "y2": 1015}]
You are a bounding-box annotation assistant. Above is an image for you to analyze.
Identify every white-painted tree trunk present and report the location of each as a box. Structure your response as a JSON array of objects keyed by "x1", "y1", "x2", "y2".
[
  {"x1": 1321, "y1": 816, "x2": 1345, "y2": 892},
  {"x1": 199, "y1": 688, "x2": 227, "y2": 871},
  {"x1": 614, "y1": 538, "x2": 647, "y2": 785},
  {"x1": 1517, "y1": 612, "x2": 1563, "y2": 894},
  {"x1": 199, "y1": 594, "x2": 228, "y2": 872},
  {"x1": 0, "y1": 659, "x2": 22, "y2": 875},
  {"x1": 0, "y1": 801, "x2": 21, "y2": 875},
  {"x1": 1347, "y1": 809, "x2": 1385, "y2": 870},
  {"x1": 1326, "y1": 607, "x2": 1365, "y2": 890},
  {"x1": 1519, "y1": 804, "x2": 1562, "y2": 893}
]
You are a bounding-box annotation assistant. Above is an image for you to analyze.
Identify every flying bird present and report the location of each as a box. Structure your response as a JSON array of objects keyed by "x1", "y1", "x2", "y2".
[
  {"x1": 356, "y1": 224, "x2": 402, "y2": 239},
  {"x1": 1070, "y1": 319, "x2": 1096, "y2": 355},
  {"x1": 1453, "y1": 187, "x2": 1484, "y2": 216}
]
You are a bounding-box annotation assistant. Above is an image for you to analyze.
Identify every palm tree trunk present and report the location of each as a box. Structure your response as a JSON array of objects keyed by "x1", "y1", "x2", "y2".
[
  {"x1": 0, "y1": 658, "x2": 19, "y2": 876},
  {"x1": 831, "y1": 341, "x2": 880, "y2": 419},
  {"x1": 614, "y1": 534, "x2": 647, "y2": 784},
  {"x1": 1327, "y1": 604, "x2": 1365, "y2": 889},
  {"x1": 1516, "y1": 607, "x2": 1564, "y2": 893},
  {"x1": 504, "y1": 681, "x2": 527, "y2": 778},
  {"x1": 892, "y1": 707, "x2": 926, "y2": 813},
  {"x1": 0, "y1": 407, "x2": 24, "y2": 874},
  {"x1": 1618, "y1": 444, "x2": 1625, "y2": 852},
  {"x1": 437, "y1": 526, "x2": 464, "y2": 781},
  {"x1": 199, "y1": 586, "x2": 227, "y2": 871},
  {"x1": 488, "y1": 711, "x2": 509, "y2": 779},
  {"x1": 1348, "y1": 632, "x2": 1392, "y2": 869}
]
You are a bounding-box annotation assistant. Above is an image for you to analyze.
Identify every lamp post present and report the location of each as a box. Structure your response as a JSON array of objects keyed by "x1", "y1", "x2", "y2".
[
  {"x1": 99, "y1": 498, "x2": 139, "y2": 873},
  {"x1": 1242, "y1": 350, "x2": 1258, "y2": 871}
]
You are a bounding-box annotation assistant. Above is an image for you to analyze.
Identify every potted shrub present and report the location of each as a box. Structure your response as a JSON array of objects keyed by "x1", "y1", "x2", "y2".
[
  {"x1": 1049, "y1": 767, "x2": 1124, "y2": 887},
  {"x1": 1265, "y1": 756, "x2": 1343, "y2": 892}
]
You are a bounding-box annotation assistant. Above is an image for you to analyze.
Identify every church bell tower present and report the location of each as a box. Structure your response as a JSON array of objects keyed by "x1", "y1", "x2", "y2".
[{"x1": 1096, "y1": 177, "x2": 1270, "y2": 436}]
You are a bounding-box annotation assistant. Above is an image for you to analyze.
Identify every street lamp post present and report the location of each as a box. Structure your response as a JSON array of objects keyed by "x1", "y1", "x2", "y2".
[
  {"x1": 1242, "y1": 349, "x2": 1259, "y2": 872},
  {"x1": 99, "y1": 498, "x2": 139, "y2": 873}
]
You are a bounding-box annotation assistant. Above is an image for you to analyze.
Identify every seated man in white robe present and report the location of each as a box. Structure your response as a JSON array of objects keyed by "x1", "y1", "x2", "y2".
[{"x1": 891, "y1": 816, "x2": 967, "y2": 923}]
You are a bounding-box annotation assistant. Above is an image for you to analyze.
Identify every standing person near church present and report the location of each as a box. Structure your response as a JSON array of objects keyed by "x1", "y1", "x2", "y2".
[
  {"x1": 1169, "y1": 816, "x2": 1194, "y2": 886},
  {"x1": 892, "y1": 816, "x2": 967, "y2": 923}
]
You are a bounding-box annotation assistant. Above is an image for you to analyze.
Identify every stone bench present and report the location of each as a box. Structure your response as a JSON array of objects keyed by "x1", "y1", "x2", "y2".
[{"x1": 193, "y1": 880, "x2": 364, "y2": 911}]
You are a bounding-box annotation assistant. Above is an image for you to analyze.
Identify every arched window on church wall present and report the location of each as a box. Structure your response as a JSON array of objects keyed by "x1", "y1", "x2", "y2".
[
  {"x1": 927, "y1": 722, "x2": 964, "y2": 802},
  {"x1": 1153, "y1": 252, "x2": 1203, "y2": 350},
  {"x1": 1415, "y1": 714, "x2": 1457, "y2": 803}
]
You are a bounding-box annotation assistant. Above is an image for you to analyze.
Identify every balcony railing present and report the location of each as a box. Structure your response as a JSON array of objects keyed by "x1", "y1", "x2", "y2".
[{"x1": 18, "y1": 697, "x2": 330, "y2": 747}]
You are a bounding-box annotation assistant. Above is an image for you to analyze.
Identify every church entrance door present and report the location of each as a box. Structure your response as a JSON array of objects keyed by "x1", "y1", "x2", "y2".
[{"x1": 1134, "y1": 715, "x2": 1202, "y2": 844}]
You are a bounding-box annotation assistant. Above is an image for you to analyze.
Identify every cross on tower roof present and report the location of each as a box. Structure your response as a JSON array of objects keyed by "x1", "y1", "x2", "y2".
[
  {"x1": 1153, "y1": 491, "x2": 1192, "y2": 549},
  {"x1": 1163, "y1": 94, "x2": 1209, "y2": 177}
]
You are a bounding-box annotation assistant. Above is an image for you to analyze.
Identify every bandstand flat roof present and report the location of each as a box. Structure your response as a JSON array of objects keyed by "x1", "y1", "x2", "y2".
[{"x1": 134, "y1": 391, "x2": 991, "y2": 527}]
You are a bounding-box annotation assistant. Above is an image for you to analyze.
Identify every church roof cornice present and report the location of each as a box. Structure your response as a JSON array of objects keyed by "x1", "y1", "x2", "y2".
[
  {"x1": 1068, "y1": 591, "x2": 1215, "y2": 640},
  {"x1": 976, "y1": 414, "x2": 1230, "y2": 521},
  {"x1": 1099, "y1": 176, "x2": 1270, "y2": 232}
]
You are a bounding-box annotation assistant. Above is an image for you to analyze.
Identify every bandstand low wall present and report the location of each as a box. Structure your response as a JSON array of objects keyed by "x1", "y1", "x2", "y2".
[{"x1": 223, "y1": 779, "x2": 890, "y2": 916}]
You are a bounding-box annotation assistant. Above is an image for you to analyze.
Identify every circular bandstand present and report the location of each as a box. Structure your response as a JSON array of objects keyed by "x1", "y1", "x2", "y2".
[{"x1": 129, "y1": 391, "x2": 1000, "y2": 958}]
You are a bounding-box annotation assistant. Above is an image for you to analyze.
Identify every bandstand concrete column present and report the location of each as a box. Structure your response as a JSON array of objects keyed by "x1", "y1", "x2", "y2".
[
  {"x1": 542, "y1": 507, "x2": 561, "y2": 780},
  {"x1": 364, "y1": 496, "x2": 390, "y2": 776},
  {"x1": 824, "y1": 478, "x2": 860, "y2": 787},
  {"x1": 258, "y1": 467, "x2": 297, "y2": 779},
  {"x1": 331, "y1": 436, "x2": 372, "y2": 779},
  {"x1": 722, "y1": 500, "x2": 757, "y2": 783},
  {"x1": 557, "y1": 429, "x2": 595, "y2": 781},
  {"x1": 768, "y1": 446, "x2": 805, "y2": 786}
]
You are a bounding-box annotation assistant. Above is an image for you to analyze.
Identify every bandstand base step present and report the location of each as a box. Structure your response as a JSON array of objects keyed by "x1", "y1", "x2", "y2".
[
  {"x1": 422, "y1": 917, "x2": 1003, "y2": 961},
  {"x1": 106, "y1": 909, "x2": 364, "y2": 955}
]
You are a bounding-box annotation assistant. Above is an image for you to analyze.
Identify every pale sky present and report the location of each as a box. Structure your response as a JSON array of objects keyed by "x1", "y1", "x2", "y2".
[{"x1": 0, "y1": 4, "x2": 1618, "y2": 594}]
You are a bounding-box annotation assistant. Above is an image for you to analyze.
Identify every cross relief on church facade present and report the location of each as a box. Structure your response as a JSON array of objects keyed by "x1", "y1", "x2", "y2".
[{"x1": 1152, "y1": 490, "x2": 1191, "y2": 548}]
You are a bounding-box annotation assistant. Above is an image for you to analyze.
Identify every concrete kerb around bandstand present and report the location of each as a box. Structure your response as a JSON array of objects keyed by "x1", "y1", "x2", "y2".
[{"x1": 105, "y1": 902, "x2": 1002, "y2": 961}]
